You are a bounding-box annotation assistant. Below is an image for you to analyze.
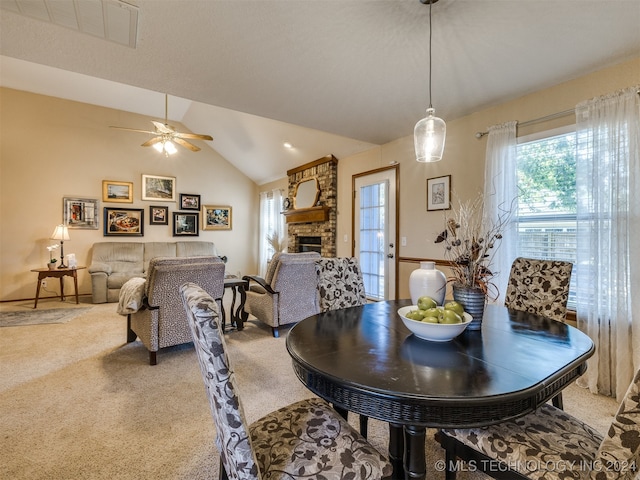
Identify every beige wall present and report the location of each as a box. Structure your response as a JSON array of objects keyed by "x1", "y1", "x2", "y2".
[
  {"x1": 3, "y1": 57, "x2": 637, "y2": 302},
  {"x1": 334, "y1": 57, "x2": 640, "y2": 297},
  {"x1": 0, "y1": 88, "x2": 259, "y2": 302}
]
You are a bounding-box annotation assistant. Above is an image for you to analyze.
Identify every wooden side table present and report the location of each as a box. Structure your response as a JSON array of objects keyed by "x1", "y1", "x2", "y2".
[
  {"x1": 30, "y1": 266, "x2": 86, "y2": 309},
  {"x1": 222, "y1": 278, "x2": 249, "y2": 331}
]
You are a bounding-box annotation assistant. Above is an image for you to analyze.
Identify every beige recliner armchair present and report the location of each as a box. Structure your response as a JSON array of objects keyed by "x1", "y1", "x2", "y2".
[
  {"x1": 243, "y1": 252, "x2": 320, "y2": 337},
  {"x1": 126, "y1": 256, "x2": 225, "y2": 365}
]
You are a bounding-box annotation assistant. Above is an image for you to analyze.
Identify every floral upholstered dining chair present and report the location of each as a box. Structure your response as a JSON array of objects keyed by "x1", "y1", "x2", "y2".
[
  {"x1": 505, "y1": 257, "x2": 573, "y2": 323},
  {"x1": 315, "y1": 256, "x2": 370, "y2": 436},
  {"x1": 316, "y1": 257, "x2": 367, "y2": 312},
  {"x1": 438, "y1": 368, "x2": 640, "y2": 480},
  {"x1": 180, "y1": 282, "x2": 393, "y2": 480},
  {"x1": 504, "y1": 257, "x2": 574, "y2": 409}
]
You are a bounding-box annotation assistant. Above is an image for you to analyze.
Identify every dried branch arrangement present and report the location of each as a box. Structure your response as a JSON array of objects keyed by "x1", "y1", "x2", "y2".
[{"x1": 435, "y1": 194, "x2": 513, "y2": 299}]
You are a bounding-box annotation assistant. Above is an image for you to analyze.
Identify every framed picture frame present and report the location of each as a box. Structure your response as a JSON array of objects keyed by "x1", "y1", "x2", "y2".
[
  {"x1": 149, "y1": 205, "x2": 169, "y2": 225},
  {"x1": 201, "y1": 205, "x2": 232, "y2": 230},
  {"x1": 179, "y1": 193, "x2": 201, "y2": 210},
  {"x1": 427, "y1": 175, "x2": 451, "y2": 211},
  {"x1": 173, "y1": 212, "x2": 199, "y2": 236},
  {"x1": 104, "y1": 208, "x2": 144, "y2": 236},
  {"x1": 63, "y1": 197, "x2": 99, "y2": 229},
  {"x1": 142, "y1": 174, "x2": 176, "y2": 201},
  {"x1": 102, "y1": 180, "x2": 133, "y2": 203}
]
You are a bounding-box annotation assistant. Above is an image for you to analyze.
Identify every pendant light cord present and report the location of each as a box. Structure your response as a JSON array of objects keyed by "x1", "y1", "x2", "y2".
[{"x1": 429, "y1": 0, "x2": 433, "y2": 109}]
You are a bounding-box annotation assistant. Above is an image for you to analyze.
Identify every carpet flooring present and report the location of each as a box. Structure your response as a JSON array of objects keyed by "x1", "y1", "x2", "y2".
[
  {"x1": 0, "y1": 299, "x2": 622, "y2": 479},
  {"x1": 0, "y1": 307, "x2": 92, "y2": 327}
]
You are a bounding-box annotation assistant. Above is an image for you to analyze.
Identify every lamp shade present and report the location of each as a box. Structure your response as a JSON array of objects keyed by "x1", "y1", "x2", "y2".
[
  {"x1": 414, "y1": 107, "x2": 446, "y2": 162},
  {"x1": 50, "y1": 224, "x2": 70, "y2": 241}
]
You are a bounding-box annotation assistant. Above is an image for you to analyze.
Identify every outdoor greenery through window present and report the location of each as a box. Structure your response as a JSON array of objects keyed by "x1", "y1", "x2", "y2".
[{"x1": 516, "y1": 127, "x2": 577, "y2": 309}]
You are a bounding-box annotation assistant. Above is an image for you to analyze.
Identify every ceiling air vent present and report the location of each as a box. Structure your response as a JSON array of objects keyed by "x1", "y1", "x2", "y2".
[{"x1": 0, "y1": 0, "x2": 139, "y2": 48}]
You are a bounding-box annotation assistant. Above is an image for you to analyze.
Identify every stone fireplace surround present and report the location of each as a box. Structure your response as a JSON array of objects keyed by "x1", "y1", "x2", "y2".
[{"x1": 285, "y1": 155, "x2": 337, "y2": 258}]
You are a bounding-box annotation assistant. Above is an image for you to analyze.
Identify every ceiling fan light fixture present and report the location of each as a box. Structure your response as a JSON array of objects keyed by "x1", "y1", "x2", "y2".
[
  {"x1": 164, "y1": 140, "x2": 177, "y2": 155},
  {"x1": 414, "y1": 0, "x2": 446, "y2": 163},
  {"x1": 110, "y1": 94, "x2": 212, "y2": 154},
  {"x1": 152, "y1": 139, "x2": 177, "y2": 155}
]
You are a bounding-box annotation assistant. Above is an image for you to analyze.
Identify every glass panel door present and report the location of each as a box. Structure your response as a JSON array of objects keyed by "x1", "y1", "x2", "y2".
[{"x1": 354, "y1": 168, "x2": 397, "y2": 300}]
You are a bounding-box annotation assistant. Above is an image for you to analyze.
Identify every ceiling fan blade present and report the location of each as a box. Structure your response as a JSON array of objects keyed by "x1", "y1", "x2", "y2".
[
  {"x1": 112, "y1": 95, "x2": 210, "y2": 154},
  {"x1": 141, "y1": 137, "x2": 163, "y2": 147},
  {"x1": 152, "y1": 121, "x2": 175, "y2": 134},
  {"x1": 174, "y1": 132, "x2": 213, "y2": 141},
  {"x1": 110, "y1": 126, "x2": 157, "y2": 135},
  {"x1": 174, "y1": 137, "x2": 201, "y2": 152}
]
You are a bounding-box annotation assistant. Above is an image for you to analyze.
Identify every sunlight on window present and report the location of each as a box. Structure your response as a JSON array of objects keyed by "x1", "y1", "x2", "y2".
[{"x1": 517, "y1": 129, "x2": 577, "y2": 308}]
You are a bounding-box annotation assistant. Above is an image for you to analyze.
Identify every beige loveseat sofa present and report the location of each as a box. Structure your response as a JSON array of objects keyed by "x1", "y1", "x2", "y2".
[{"x1": 89, "y1": 241, "x2": 221, "y2": 303}]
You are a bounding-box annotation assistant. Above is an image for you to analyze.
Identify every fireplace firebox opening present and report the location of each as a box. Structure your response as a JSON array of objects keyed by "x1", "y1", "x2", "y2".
[{"x1": 297, "y1": 236, "x2": 321, "y2": 254}]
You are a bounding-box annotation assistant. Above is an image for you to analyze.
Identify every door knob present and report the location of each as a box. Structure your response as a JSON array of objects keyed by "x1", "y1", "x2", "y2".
[{"x1": 387, "y1": 253, "x2": 394, "y2": 258}]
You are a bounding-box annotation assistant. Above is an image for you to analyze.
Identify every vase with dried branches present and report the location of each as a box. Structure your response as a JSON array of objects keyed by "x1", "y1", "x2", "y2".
[{"x1": 435, "y1": 194, "x2": 513, "y2": 329}]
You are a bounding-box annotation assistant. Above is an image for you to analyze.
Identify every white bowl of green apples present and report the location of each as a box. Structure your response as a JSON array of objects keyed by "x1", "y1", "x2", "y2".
[{"x1": 398, "y1": 295, "x2": 472, "y2": 342}]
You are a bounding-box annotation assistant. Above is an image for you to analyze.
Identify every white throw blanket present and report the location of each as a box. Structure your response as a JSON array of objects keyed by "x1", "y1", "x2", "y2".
[{"x1": 117, "y1": 277, "x2": 146, "y2": 315}]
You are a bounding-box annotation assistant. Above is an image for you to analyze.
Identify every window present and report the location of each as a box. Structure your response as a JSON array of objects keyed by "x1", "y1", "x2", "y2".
[
  {"x1": 258, "y1": 189, "x2": 285, "y2": 277},
  {"x1": 516, "y1": 126, "x2": 577, "y2": 308},
  {"x1": 359, "y1": 181, "x2": 387, "y2": 300}
]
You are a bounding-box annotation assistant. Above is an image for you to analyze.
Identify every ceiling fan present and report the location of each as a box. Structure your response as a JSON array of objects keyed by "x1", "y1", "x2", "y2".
[{"x1": 110, "y1": 94, "x2": 213, "y2": 155}]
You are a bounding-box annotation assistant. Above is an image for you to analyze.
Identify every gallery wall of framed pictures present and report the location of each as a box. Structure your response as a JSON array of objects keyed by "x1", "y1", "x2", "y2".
[{"x1": 66, "y1": 174, "x2": 232, "y2": 238}]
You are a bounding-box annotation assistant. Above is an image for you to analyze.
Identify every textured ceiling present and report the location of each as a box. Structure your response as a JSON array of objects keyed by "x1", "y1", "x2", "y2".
[{"x1": 1, "y1": 0, "x2": 639, "y2": 184}]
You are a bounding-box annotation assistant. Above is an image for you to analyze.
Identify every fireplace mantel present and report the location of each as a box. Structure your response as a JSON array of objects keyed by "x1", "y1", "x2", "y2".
[{"x1": 283, "y1": 205, "x2": 330, "y2": 224}]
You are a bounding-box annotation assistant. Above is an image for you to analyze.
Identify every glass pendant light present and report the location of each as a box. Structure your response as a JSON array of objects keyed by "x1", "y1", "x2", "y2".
[{"x1": 414, "y1": 0, "x2": 446, "y2": 162}]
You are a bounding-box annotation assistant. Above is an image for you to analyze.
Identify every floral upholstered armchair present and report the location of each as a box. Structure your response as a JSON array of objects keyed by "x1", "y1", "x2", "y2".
[{"x1": 180, "y1": 282, "x2": 393, "y2": 480}]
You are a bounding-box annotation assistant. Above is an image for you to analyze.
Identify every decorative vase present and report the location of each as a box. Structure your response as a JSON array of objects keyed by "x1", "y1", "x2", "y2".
[
  {"x1": 47, "y1": 262, "x2": 56, "y2": 270},
  {"x1": 452, "y1": 285, "x2": 486, "y2": 331},
  {"x1": 409, "y1": 261, "x2": 447, "y2": 305}
]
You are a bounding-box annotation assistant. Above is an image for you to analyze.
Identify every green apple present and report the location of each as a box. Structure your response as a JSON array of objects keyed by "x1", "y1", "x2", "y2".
[
  {"x1": 421, "y1": 316, "x2": 439, "y2": 324},
  {"x1": 406, "y1": 309, "x2": 425, "y2": 321},
  {"x1": 439, "y1": 309, "x2": 462, "y2": 324},
  {"x1": 444, "y1": 301, "x2": 465, "y2": 317},
  {"x1": 422, "y1": 307, "x2": 440, "y2": 319},
  {"x1": 417, "y1": 295, "x2": 437, "y2": 310}
]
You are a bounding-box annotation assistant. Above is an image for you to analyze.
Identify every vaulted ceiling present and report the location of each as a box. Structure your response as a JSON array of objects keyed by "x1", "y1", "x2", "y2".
[{"x1": 1, "y1": 0, "x2": 639, "y2": 184}]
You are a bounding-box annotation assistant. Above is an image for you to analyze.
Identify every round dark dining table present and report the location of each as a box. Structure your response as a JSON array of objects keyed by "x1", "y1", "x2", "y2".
[{"x1": 286, "y1": 300, "x2": 594, "y2": 480}]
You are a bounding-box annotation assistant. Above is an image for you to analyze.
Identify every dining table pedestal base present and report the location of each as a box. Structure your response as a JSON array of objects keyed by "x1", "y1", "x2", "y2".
[
  {"x1": 388, "y1": 424, "x2": 405, "y2": 479},
  {"x1": 403, "y1": 425, "x2": 427, "y2": 479}
]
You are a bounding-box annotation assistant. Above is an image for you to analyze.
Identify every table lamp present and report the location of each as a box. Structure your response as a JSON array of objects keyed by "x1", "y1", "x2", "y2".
[{"x1": 50, "y1": 224, "x2": 70, "y2": 268}]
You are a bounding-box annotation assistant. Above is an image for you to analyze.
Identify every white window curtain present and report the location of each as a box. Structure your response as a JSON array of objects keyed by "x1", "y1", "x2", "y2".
[
  {"x1": 483, "y1": 121, "x2": 518, "y2": 304},
  {"x1": 258, "y1": 189, "x2": 286, "y2": 277},
  {"x1": 575, "y1": 86, "x2": 640, "y2": 400}
]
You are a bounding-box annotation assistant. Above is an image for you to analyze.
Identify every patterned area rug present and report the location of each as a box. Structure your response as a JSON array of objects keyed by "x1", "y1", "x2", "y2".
[{"x1": 0, "y1": 307, "x2": 92, "y2": 327}]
